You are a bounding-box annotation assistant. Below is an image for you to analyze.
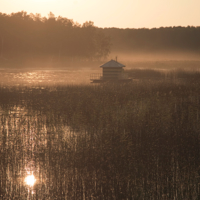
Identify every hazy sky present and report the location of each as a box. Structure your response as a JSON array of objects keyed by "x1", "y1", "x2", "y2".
[{"x1": 0, "y1": 0, "x2": 200, "y2": 28}]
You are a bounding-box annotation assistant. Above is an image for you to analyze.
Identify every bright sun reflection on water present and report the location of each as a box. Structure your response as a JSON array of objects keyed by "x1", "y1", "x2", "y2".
[{"x1": 25, "y1": 174, "x2": 36, "y2": 187}]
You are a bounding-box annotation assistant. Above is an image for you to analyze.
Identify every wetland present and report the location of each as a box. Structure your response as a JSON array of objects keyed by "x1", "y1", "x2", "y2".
[{"x1": 1, "y1": 62, "x2": 200, "y2": 199}]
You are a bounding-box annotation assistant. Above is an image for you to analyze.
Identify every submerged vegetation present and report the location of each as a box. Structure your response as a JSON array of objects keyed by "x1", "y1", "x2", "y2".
[{"x1": 1, "y1": 69, "x2": 200, "y2": 199}]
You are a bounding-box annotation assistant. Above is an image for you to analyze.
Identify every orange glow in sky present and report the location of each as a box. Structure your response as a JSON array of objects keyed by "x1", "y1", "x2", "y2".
[{"x1": 0, "y1": 0, "x2": 200, "y2": 28}]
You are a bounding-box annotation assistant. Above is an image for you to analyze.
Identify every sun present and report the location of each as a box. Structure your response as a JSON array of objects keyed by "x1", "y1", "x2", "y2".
[{"x1": 25, "y1": 174, "x2": 36, "y2": 187}]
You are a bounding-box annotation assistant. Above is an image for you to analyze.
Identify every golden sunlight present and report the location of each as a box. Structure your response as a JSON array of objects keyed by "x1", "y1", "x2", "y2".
[
  {"x1": 31, "y1": 0, "x2": 55, "y2": 2},
  {"x1": 25, "y1": 174, "x2": 36, "y2": 187}
]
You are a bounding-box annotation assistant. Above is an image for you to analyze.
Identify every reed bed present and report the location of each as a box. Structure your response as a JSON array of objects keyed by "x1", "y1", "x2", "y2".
[
  {"x1": 127, "y1": 68, "x2": 200, "y2": 82},
  {"x1": 1, "y1": 69, "x2": 200, "y2": 199}
]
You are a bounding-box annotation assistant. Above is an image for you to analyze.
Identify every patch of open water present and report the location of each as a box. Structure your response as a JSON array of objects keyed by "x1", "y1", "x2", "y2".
[{"x1": 0, "y1": 69, "x2": 97, "y2": 86}]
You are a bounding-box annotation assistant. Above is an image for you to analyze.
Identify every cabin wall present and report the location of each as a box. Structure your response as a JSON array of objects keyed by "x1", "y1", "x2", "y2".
[{"x1": 102, "y1": 67, "x2": 123, "y2": 79}]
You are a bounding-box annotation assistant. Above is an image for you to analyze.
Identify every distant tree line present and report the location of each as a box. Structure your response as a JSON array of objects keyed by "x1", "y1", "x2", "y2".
[
  {"x1": 102, "y1": 26, "x2": 200, "y2": 53},
  {"x1": 1, "y1": 11, "x2": 200, "y2": 64},
  {"x1": 0, "y1": 11, "x2": 110, "y2": 61}
]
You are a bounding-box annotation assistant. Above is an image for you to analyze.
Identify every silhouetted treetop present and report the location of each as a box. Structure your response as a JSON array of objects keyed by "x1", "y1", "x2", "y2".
[
  {"x1": 102, "y1": 26, "x2": 200, "y2": 53},
  {"x1": 0, "y1": 11, "x2": 110, "y2": 61},
  {"x1": 0, "y1": 11, "x2": 199, "y2": 65}
]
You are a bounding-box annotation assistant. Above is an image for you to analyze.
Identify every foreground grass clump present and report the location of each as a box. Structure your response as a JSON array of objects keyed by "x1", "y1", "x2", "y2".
[{"x1": 1, "y1": 75, "x2": 200, "y2": 199}]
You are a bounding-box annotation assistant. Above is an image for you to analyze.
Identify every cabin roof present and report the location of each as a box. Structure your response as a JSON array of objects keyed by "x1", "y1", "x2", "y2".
[{"x1": 100, "y1": 59, "x2": 125, "y2": 68}]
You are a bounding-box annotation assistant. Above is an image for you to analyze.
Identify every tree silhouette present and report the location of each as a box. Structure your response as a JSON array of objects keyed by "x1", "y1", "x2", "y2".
[
  {"x1": 102, "y1": 26, "x2": 200, "y2": 53},
  {"x1": 0, "y1": 11, "x2": 111, "y2": 64}
]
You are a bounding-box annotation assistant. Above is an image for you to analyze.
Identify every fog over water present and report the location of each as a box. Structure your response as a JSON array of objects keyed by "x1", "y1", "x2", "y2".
[
  {"x1": 1, "y1": 55, "x2": 200, "y2": 199},
  {"x1": 1, "y1": 10, "x2": 200, "y2": 199}
]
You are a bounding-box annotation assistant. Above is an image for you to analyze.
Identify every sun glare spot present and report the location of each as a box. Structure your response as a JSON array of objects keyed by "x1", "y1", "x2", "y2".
[{"x1": 25, "y1": 174, "x2": 36, "y2": 187}]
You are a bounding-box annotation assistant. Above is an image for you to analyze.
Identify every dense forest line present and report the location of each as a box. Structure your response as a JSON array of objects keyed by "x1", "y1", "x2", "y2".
[
  {"x1": 0, "y1": 11, "x2": 110, "y2": 63},
  {"x1": 0, "y1": 11, "x2": 200, "y2": 66},
  {"x1": 104, "y1": 26, "x2": 200, "y2": 55},
  {"x1": 102, "y1": 26, "x2": 200, "y2": 54}
]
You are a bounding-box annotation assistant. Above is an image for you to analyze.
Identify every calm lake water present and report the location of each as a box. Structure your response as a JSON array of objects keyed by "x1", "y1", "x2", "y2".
[
  {"x1": 1, "y1": 69, "x2": 200, "y2": 199},
  {"x1": 0, "y1": 69, "x2": 95, "y2": 86},
  {"x1": 0, "y1": 70, "x2": 91, "y2": 199}
]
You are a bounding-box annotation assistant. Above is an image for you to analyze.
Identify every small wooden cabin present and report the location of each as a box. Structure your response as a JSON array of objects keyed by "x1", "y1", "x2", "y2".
[
  {"x1": 100, "y1": 59, "x2": 125, "y2": 80},
  {"x1": 90, "y1": 59, "x2": 131, "y2": 83}
]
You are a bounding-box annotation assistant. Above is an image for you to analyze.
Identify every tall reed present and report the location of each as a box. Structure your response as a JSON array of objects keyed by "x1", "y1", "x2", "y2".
[{"x1": 1, "y1": 71, "x2": 200, "y2": 199}]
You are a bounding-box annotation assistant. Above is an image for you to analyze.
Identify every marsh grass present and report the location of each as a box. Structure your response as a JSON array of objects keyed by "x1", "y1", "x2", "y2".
[
  {"x1": 127, "y1": 68, "x2": 200, "y2": 81},
  {"x1": 1, "y1": 69, "x2": 200, "y2": 199}
]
